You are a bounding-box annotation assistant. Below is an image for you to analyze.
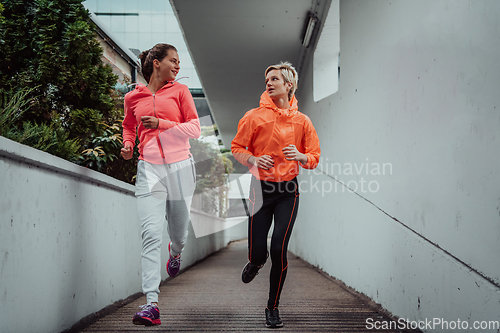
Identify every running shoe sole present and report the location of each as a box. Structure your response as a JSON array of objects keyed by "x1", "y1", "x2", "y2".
[{"x1": 132, "y1": 315, "x2": 161, "y2": 326}]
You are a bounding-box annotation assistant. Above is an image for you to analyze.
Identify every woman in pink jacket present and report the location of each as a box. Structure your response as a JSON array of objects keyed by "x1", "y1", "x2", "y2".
[{"x1": 121, "y1": 43, "x2": 200, "y2": 326}]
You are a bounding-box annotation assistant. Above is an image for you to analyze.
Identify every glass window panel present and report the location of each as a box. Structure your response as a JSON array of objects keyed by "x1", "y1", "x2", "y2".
[
  {"x1": 166, "y1": 16, "x2": 182, "y2": 33},
  {"x1": 110, "y1": 15, "x2": 125, "y2": 33},
  {"x1": 99, "y1": 16, "x2": 112, "y2": 29},
  {"x1": 151, "y1": 15, "x2": 165, "y2": 33},
  {"x1": 313, "y1": 0, "x2": 340, "y2": 101},
  {"x1": 96, "y1": 0, "x2": 111, "y2": 13},
  {"x1": 138, "y1": 14, "x2": 152, "y2": 33},
  {"x1": 139, "y1": 0, "x2": 153, "y2": 13},
  {"x1": 124, "y1": 16, "x2": 139, "y2": 33},
  {"x1": 123, "y1": 0, "x2": 138, "y2": 13},
  {"x1": 149, "y1": 32, "x2": 166, "y2": 45},
  {"x1": 137, "y1": 35, "x2": 155, "y2": 51},
  {"x1": 123, "y1": 32, "x2": 139, "y2": 50},
  {"x1": 151, "y1": 0, "x2": 166, "y2": 12},
  {"x1": 84, "y1": 0, "x2": 97, "y2": 12},
  {"x1": 109, "y1": 2, "x2": 124, "y2": 13}
]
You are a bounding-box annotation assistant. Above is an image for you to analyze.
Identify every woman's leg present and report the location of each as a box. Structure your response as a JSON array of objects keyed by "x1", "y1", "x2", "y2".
[
  {"x1": 135, "y1": 161, "x2": 167, "y2": 304},
  {"x1": 248, "y1": 178, "x2": 274, "y2": 266},
  {"x1": 267, "y1": 189, "x2": 299, "y2": 309},
  {"x1": 164, "y1": 157, "x2": 196, "y2": 256}
]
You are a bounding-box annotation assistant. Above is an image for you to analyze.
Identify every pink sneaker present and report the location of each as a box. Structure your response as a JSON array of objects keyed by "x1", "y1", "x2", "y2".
[
  {"x1": 166, "y1": 242, "x2": 181, "y2": 277},
  {"x1": 132, "y1": 304, "x2": 161, "y2": 326}
]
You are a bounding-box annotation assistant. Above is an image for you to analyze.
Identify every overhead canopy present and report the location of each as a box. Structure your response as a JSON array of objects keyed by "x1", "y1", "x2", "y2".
[{"x1": 170, "y1": 0, "x2": 331, "y2": 146}]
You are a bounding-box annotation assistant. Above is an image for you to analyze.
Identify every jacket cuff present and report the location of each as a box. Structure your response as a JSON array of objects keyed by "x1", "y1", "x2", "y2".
[
  {"x1": 299, "y1": 154, "x2": 312, "y2": 168},
  {"x1": 236, "y1": 152, "x2": 254, "y2": 167},
  {"x1": 123, "y1": 139, "x2": 135, "y2": 148}
]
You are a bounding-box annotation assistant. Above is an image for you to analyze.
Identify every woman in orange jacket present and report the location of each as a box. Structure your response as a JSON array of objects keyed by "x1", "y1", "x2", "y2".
[{"x1": 231, "y1": 61, "x2": 321, "y2": 328}]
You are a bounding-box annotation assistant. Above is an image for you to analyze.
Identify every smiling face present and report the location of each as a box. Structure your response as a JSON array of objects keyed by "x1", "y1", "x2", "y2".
[
  {"x1": 154, "y1": 50, "x2": 180, "y2": 82},
  {"x1": 265, "y1": 69, "x2": 292, "y2": 101}
]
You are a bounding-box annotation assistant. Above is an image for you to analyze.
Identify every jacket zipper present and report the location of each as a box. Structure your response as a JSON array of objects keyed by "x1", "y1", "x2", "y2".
[{"x1": 152, "y1": 93, "x2": 166, "y2": 161}]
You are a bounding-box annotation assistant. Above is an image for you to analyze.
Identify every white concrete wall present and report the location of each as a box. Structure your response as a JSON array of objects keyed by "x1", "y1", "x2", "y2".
[
  {"x1": 290, "y1": 0, "x2": 500, "y2": 331},
  {"x1": 0, "y1": 136, "x2": 246, "y2": 333}
]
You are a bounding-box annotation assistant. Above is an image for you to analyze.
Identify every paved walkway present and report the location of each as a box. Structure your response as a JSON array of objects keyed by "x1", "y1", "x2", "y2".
[{"x1": 79, "y1": 240, "x2": 416, "y2": 332}]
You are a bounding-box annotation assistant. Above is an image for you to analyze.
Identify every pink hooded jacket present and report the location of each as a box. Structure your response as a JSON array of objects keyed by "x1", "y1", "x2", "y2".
[{"x1": 122, "y1": 81, "x2": 201, "y2": 164}]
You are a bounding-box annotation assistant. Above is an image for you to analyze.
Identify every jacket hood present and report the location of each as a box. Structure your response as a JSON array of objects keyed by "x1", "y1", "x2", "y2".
[{"x1": 259, "y1": 91, "x2": 298, "y2": 115}]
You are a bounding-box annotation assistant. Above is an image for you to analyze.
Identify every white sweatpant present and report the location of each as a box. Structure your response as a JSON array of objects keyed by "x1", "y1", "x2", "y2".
[{"x1": 135, "y1": 157, "x2": 196, "y2": 304}]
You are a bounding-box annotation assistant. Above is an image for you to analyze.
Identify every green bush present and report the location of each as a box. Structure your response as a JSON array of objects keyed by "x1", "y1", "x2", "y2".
[
  {"x1": 0, "y1": 87, "x2": 35, "y2": 137},
  {"x1": 0, "y1": 87, "x2": 82, "y2": 161},
  {"x1": 0, "y1": 0, "x2": 119, "y2": 163}
]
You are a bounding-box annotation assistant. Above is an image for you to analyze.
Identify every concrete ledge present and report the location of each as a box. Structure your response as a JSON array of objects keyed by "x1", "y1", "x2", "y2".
[{"x1": 0, "y1": 136, "x2": 135, "y2": 194}]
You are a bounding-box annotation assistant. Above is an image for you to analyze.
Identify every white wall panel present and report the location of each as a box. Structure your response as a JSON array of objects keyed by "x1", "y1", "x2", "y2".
[{"x1": 290, "y1": 0, "x2": 500, "y2": 331}]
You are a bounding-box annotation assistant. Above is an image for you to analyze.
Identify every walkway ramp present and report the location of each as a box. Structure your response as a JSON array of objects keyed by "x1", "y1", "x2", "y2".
[{"x1": 79, "y1": 240, "x2": 415, "y2": 332}]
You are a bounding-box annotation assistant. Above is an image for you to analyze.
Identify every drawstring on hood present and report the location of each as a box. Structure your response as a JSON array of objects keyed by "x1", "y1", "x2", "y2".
[
  {"x1": 259, "y1": 91, "x2": 298, "y2": 117},
  {"x1": 174, "y1": 76, "x2": 189, "y2": 83}
]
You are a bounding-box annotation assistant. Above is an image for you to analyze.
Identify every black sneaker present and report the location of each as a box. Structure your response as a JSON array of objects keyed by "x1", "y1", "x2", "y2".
[
  {"x1": 265, "y1": 307, "x2": 283, "y2": 328},
  {"x1": 241, "y1": 262, "x2": 263, "y2": 283},
  {"x1": 242, "y1": 252, "x2": 268, "y2": 283}
]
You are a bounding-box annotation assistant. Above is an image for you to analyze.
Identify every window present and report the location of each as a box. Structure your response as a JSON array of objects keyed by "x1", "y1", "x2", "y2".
[{"x1": 313, "y1": 0, "x2": 340, "y2": 102}]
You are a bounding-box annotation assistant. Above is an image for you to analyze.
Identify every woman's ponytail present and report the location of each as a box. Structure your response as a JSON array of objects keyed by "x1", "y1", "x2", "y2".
[{"x1": 138, "y1": 44, "x2": 177, "y2": 84}]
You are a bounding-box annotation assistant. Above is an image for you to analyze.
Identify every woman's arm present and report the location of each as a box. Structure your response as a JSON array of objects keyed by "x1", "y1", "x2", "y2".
[
  {"x1": 231, "y1": 112, "x2": 255, "y2": 167},
  {"x1": 122, "y1": 94, "x2": 138, "y2": 152},
  {"x1": 232, "y1": 111, "x2": 275, "y2": 170},
  {"x1": 157, "y1": 85, "x2": 201, "y2": 139},
  {"x1": 299, "y1": 116, "x2": 321, "y2": 169}
]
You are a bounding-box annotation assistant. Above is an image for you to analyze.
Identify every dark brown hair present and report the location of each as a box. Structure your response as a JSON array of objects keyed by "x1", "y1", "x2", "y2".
[{"x1": 139, "y1": 43, "x2": 177, "y2": 83}]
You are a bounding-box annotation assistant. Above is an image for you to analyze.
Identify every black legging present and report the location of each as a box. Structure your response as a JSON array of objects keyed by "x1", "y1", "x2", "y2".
[{"x1": 248, "y1": 176, "x2": 300, "y2": 309}]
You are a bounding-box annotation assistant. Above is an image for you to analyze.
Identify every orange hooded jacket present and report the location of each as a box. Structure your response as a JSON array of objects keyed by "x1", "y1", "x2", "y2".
[{"x1": 231, "y1": 92, "x2": 321, "y2": 182}]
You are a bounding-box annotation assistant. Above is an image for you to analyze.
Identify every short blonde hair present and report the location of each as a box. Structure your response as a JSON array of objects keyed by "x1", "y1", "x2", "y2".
[{"x1": 265, "y1": 61, "x2": 298, "y2": 101}]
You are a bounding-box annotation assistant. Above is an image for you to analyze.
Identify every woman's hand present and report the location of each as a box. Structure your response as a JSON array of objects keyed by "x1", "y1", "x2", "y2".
[
  {"x1": 282, "y1": 144, "x2": 307, "y2": 164},
  {"x1": 121, "y1": 144, "x2": 133, "y2": 160},
  {"x1": 248, "y1": 155, "x2": 274, "y2": 170},
  {"x1": 141, "y1": 116, "x2": 159, "y2": 129}
]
